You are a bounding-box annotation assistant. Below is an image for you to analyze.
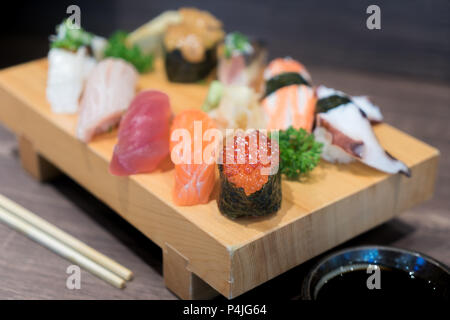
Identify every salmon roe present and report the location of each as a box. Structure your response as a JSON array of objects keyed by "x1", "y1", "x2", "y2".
[{"x1": 222, "y1": 130, "x2": 279, "y2": 196}]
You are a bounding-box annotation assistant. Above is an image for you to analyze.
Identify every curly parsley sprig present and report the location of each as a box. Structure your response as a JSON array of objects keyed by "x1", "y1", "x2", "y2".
[
  {"x1": 277, "y1": 127, "x2": 323, "y2": 180},
  {"x1": 50, "y1": 19, "x2": 93, "y2": 51},
  {"x1": 224, "y1": 32, "x2": 252, "y2": 58},
  {"x1": 104, "y1": 31, "x2": 153, "y2": 73}
]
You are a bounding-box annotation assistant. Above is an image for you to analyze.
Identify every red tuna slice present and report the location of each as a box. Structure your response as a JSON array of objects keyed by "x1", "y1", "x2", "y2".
[{"x1": 110, "y1": 90, "x2": 172, "y2": 176}]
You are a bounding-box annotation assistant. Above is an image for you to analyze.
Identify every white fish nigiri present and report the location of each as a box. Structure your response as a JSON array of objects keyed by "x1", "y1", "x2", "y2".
[
  {"x1": 316, "y1": 85, "x2": 383, "y2": 123},
  {"x1": 314, "y1": 103, "x2": 410, "y2": 176},
  {"x1": 77, "y1": 58, "x2": 138, "y2": 142},
  {"x1": 46, "y1": 47, "x2": 96, "y2": 113}
]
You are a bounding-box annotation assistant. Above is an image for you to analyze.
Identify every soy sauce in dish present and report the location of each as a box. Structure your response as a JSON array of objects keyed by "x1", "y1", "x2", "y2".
[{"x1": 315, "y1": 266, "x2": 441, "y2": 300}]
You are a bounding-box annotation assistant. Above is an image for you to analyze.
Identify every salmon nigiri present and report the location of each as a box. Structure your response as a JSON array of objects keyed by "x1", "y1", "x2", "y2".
[
  {"x1": 110, "y1": 90, "x2": 172, "y2": 176},
  {"x1": 261, "y1": 57, "x2": 316, "y2": 132},
  {"x1": 77, "y1": 58, "x2": 138, "y2": 142},
  {"x1": 170, "y1": 110, "x2": 217, "y2": 206}
]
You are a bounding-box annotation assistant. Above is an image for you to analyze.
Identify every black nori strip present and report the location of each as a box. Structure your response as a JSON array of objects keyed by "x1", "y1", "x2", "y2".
[
  {"x1": 264, "y1": 72, "x2": 310, "y2": 98},
  {"x1": 316, "y1": 95, "x2": 352, "y2": 113},
  {"x1": 217, "y1": 164, "x2": 282, "y2": 219},
  {"x1": 165, "y1": 46, "x2": 217, "y2": 83}
]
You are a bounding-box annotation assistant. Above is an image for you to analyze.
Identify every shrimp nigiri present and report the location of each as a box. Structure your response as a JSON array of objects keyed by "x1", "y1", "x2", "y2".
[{"x1": 261, "y1": 57, "x2": 316, "y2": 132}]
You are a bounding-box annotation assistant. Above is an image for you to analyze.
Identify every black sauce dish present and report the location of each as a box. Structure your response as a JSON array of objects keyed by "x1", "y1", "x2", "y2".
[{"x1": 301, "y1": 245, "x2": 450, "y2": 301}]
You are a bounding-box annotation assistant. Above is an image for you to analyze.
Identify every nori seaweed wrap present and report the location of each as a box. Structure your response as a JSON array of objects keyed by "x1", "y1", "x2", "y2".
[
  {"x1": 217, "y1": 130, "x2": 281, "y2": 219},
  {"x1": 163, "y1": 8, "x2": 224, "y2": 83},
  {"x1": 165, "y1": 46, "x2": 218, "y2": 83}
]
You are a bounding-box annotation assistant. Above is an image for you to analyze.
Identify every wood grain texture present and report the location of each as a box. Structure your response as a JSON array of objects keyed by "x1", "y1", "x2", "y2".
[
  {"x1": 163, "y1": 243, "x2": 217, "y2": 300},
  {"x1": 0, "y1": 59, "x2": 443, "y2": 299},
  {"x1": 18, "y1": 135, "x2": 60, "y2": 181}
]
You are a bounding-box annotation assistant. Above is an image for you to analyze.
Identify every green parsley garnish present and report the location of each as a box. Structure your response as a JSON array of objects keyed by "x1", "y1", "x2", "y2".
[
  {"x1": 224, "y1": 32, "x2": 252, "y2": 59},
  {"x1": 50, "y1": 19, "x2": 93, "y2": 51},
  {"x1": 103, "y1": 31, "x2": 153, "y2": 73},
  {"x1": 278, "y1": 127, "x2": 323, "y2": 180}
]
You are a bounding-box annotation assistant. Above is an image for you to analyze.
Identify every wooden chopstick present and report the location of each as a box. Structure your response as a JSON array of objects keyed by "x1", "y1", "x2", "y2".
[
  {"x1": 0, "y1": 193, "x2": 133, "y2": 281},
  {"x1": 0, "y1": 206, "x2": 125, "y2": 288}
]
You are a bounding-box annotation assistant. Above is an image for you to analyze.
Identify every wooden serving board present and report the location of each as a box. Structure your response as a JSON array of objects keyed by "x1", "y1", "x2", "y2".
[{"x1": 0, "y1": 59, "x2": 439, "y2": 299}]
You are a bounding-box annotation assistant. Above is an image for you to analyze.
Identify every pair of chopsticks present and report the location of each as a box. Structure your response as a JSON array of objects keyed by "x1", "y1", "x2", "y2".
[{"x1": 0, "y1": 193, "x2": 133, "y2": 288}]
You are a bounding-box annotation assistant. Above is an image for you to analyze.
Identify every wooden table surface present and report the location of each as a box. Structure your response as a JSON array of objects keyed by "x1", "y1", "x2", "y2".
[{"x1": 0, "y1": 66, "x2": 448, "y2": 300}]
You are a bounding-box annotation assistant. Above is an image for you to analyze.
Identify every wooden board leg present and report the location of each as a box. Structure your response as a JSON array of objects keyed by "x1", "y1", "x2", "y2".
[
  {"x1": 163, "y1": 243, "x2": 218, "y2": 300},
  {"x1": 18, "y1": 136, "x2": 60, "y2": 182}
]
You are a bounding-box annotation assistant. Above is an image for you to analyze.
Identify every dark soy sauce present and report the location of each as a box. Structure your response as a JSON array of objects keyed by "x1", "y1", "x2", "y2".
[{"x1": 316, "y1": 266, "x2": 441, "y2": 300}]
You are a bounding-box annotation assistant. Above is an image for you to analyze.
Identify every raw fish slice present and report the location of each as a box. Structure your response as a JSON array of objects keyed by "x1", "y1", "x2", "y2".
[
  {"x1": 218, "y1": 55, "x2": 246, "y2": 85},
  {"x1": 218, "y1": 40, "x2": 267, "y2": 90},
  {"x1": 316, "y1": 86, "x2": 383, "y2": 122},
  {"x1": 110, "y1": 90, "x2": 172, "y2": 176},
  {"x1": 262, "y1": 84, "x2": 316, "y2": 132},
  {"x1": 46, "y1": 47, "x2": 96, "y2": 113},
  {"x1": 77, "y1": 58, "x2": 138, "y2": 142},
  {"x1": 170, "y1": 110, "x2": 217, "y2": 206},
  {"x1": 173, "y1": 162, "x2": 216, "y2": 206},
  {"x1": 314, "y1": 104, "x2": 410, "y2": 176}
]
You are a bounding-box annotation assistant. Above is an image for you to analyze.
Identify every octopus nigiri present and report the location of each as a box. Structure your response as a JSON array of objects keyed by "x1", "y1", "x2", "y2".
[
  {"x1": 314, "y1": 103, "x2": 410, "y2": 176},
  {"x1": 316, "y1": 85, "x2": 383, "y2": 123},
  {"x1": 77, "y1": 58, "x2": 138, "y2": 142},
  {"x1": 110, "y1": 90, "x2": 172, "y2": 176}
]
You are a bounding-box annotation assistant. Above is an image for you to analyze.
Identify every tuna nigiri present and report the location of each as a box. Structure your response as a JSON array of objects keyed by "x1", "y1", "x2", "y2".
[
  {"x1": 261, "y1": 58, "x2": 316, "y2": 132},
  {"x1": 170, "y1": 110, "x2": 217, "y2": 206},
  {"x1": 77, "y1": 58, "x2": 138, "y2": 142},
  {"x1": 110, "y1": 90, "x2": 172, "y2": 176}
]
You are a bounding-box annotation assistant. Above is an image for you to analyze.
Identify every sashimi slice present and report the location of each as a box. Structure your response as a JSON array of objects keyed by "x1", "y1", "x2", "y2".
[
  {"x1": 170, "y1": 110, "x2": 217, "y2": 206},
  {"x1": 46, "y1": 47, "x2": 96, "y2": 113},
  {"x1": 110, "y1": 90, "x2": 172, "y2": 176},
  {"x1": 314, "y1": 104, "x2": 410, "y2": 176},
  {"x1": 77, "y1": 58, "x2": 138, "y2": 142},
  {"x1": 262, "y1": 84, "x2": 316, "y2": 132},
  {"x1": 217, "y1": 41, "x2": 267, "y2": 91}
]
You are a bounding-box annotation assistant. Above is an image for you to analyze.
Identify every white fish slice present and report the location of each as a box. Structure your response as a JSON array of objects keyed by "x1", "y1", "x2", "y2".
[
  {"x1": 46, "y1": 47, "x2": 96, "y2": 113},
  {"x1": 314, "y1": 103, "x2": 410, "y2": 176},
  {"x1": 76, "y1": 58, "x2": 138, "y2": 142}
]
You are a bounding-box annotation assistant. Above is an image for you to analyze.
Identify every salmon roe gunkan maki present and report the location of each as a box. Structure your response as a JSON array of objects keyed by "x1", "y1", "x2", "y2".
[{"x1": 218, "y1": 130, "x2": 281, "y2": 218}]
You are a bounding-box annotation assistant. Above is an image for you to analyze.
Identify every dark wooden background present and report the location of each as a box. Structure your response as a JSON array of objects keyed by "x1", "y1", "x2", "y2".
[{"x1": 0, "y1": 0, "x2": 449, "y2": 300}]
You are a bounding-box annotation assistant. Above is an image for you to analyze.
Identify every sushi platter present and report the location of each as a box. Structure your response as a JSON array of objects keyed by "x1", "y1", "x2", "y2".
[{"x1": 0, "y1": 9, "x2": 440, "y2": 299}]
